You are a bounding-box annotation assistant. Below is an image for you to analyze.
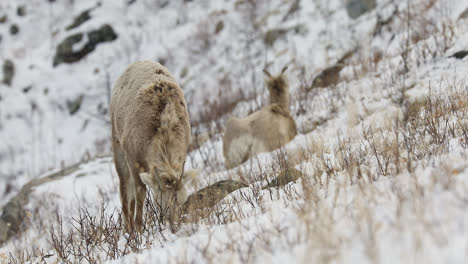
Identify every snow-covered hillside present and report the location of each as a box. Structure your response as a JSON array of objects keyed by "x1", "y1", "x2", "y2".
[{"x1": 1, "y1": 0, "x2": 468, "y2": 263}]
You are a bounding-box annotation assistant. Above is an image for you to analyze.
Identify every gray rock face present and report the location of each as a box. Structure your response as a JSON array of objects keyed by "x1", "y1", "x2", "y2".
[
  {"x1": 346, "y1": 0, "x2": 376, "y2": 19},
  {"x1": 53, "y1": 24, "x2": 118, "y2": 66},
  {"x1": 2, "y1": 59, "x2": 15, "y2": 86}
]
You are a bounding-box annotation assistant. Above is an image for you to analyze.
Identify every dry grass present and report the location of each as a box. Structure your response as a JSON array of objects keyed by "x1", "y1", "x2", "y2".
[{"x1": 4, "y1": 0, "x2": 468, "y2": 263}]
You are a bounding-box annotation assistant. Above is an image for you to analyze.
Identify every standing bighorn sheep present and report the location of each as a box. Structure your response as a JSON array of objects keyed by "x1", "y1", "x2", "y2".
[
  {"x1": 222, "y1": 67, "x2": 297, "y2": 169},
  {"x1": 110, "y1": 61, "x2": 191, "y2": 233}
]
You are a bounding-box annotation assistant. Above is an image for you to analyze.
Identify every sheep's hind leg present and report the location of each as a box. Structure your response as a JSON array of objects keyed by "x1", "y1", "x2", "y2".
[
  {"x1": 132, "y1": 165, "x2": 147, "y2": 233},
  {"x1": 113, "y1": 145, "x2": 135, "y2": 233}
]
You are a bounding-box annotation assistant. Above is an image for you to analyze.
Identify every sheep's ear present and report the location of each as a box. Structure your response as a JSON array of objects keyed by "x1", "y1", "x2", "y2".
[
  {"x1": 281, "y1": 65, "x2": 288, "y2": 74},
  {"x1": 140, "y1": 172, "x2": 152, "y2": 186},
  {"x1": 263, "y1": 69, "x2": 272, "y2": 77}
]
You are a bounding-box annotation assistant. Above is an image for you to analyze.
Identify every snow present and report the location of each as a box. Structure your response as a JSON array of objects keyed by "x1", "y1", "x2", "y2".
[{"x1": 1, "y1": 0, "x2": 468, "y2": 263}]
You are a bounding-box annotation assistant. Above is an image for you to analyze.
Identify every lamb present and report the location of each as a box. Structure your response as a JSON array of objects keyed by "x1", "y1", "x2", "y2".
[
  {"x1": 110, "y1": 61, "x2": 191, "y2": 233},
  {"x1": 222, "y1": 66, "x2": 297, "y2": 169}
]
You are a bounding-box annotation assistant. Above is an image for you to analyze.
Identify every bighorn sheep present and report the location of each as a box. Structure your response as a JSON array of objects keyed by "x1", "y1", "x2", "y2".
[
  {"x1": 110, "y1": 61, "x2": 191, "y2": 232},
  {"x1": 222, "y1": 67, "x2": 297, "y2": 169}
]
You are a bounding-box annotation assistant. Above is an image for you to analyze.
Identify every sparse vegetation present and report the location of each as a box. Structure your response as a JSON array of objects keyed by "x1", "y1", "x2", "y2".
[{"x1": 2, "y1": 0, "x2": 468, "y2": 263}]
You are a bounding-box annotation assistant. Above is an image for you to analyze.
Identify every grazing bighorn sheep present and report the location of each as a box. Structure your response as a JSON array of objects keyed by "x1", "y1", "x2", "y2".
[
  {"x1": 222, "y1": 67, "x2": 297, "y2": 169},
  {"x1": 110, "y1": 61, "x2": 191, "y2": 233}
]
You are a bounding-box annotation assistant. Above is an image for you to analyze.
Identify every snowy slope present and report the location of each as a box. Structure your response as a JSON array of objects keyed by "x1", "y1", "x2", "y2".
[{"x1": 1, "y1": 0, "x2": 468, "y2": 263}]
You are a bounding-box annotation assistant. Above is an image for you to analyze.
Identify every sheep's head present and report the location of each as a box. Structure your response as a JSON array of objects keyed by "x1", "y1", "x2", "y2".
[
  {"x1": 141, "y1": 134, "x2": 188, "y2": 194},
  {"x1": 140, "y1": 102, "x2": 190, "y2": 196},
  {"x1": 263, "y1": 66, "x2": 289, "y2": 94},
  {"x1": 263, "y1": 66, "x2": 290, "y2": 108}
]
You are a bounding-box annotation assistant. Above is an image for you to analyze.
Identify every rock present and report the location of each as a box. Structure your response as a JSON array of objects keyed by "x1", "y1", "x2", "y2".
[
  {"x1": 264, "y1": 28, "x2": 289, "y2": 46},
  {"x1": 180, "y1": 66, "x2": 188, "y2": 78},
  {"x1": 2, "y1": 60, "x2": 15, "y2": 86},
  {"x1": 263, "y1": 167, "x2": 304, "y2": 189},
  {"x1": 311, "y1": 65, "x2": 344, "y2": 89},
  {"x1": 184, "y1": 180, "x2": 247, "y2": 212},
  {"x1": 214, "y1": 20, "x2": 224, "y2": 34},
  {"x1": 0, "y1": 162, "x2": 82, "y2": 246},
  {"x1": 17, "y1": 6, "x2": 26, "y2": 17},
  {"x1": 66, "y1": 9, "x2": 92, "y2": 31},
  {"x1": 127, "y1": 0, "x2": 137, "y2": 5},
  {"x1": 22, "y1": 86, "x2": 32, "y2": 93},
  {"x1": 53, "y1": 24, "x2": 118, "y2": 66},
  {"x1": 0, "y1": 15, "x2": 7, "y2": 23},
  {"x1": 458, "y1": 7, "x2": 468, "y2": 20},
  {"x1": 282, "y1": 0, "x2": 300, "y2": 21},
  {"x1": 66, "y1": 94, "x2": 84, "y2": 115},
  {"x1": 310, "y1": 49, "x2": 355, "y2": 89},
  {"x1": 449, "y1": 50, "x2": 468, "y2": 60},
  {"x1": 263, "y1": 24, "x2": 305, "y2": 46},
  {"x1": 346, "y1": 0, "x2": 376, "y2": 19},
  {"x1": 9, "y1": 24, "x2": 19, "y2": 35}
]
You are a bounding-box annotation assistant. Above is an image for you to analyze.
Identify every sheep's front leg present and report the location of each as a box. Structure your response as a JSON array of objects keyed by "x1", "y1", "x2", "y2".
[
  {"x1": 133, "y1": 168, "x2": 147, "y2": 233},
  {"x1": 125, "y1": 160, "x2": 147, "y2": 233},
  {"x1": 113, "y1": 143, "x2": 135, "y2": 233}
]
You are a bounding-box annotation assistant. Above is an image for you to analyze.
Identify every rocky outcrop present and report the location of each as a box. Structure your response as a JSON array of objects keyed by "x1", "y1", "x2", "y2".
[
  {"x1": 53, "y1": 24, "x2": 118, "y2": 66},
  {"x1": 0, "y1": 163, "x2": 81, "y2": 246}
]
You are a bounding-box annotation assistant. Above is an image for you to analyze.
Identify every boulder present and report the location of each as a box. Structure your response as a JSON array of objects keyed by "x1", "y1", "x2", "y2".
[
  {"x1": 184, "y1": 180, "x2": 247, "y2": 212},
  {"x1": 310, "y1": 49, "x2": 355, "y2": 89},
  {"x1": 17, "y1": 6, "x2": 26, "y2": 17},
  {"x1": 53, "y1": 24, "x2": 118, "y2": 66},
  {"x1": 449, "y1": 50, "x2": 468, "y2": 60}
]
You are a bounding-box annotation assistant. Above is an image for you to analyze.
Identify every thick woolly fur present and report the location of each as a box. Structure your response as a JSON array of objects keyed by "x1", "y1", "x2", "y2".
[
  {"x1": 110, "y1": 61, "x2": 191, "y2": 233},
  {"x1": 223, "y1": 67, "x2": 297, "y2": 169}
]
